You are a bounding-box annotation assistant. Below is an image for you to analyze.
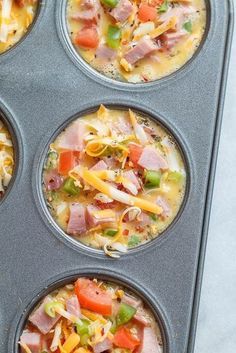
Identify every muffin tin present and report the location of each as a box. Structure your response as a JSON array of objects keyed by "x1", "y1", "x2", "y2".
[{"x1": 0, "y1": 1, "x2": 234, "y2": 352}]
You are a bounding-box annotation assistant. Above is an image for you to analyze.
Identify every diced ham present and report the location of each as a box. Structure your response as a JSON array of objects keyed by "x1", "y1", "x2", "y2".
[
  {"x1": 102, "y1": 157, "x2": 119, "y2": 169},
  {"x1": 90, "y1": 160, "x2": 108, "y2": 171},
  {"x1": 57, "y1": 121, "x2": 85, "y2": 151},
  {"x1": 138, "y1": 146, "x2": 168, "y2": 171},
  {"x1": 113, "y1": 117, "x2": 133, "y2": 135},
  {"x1": 110, "y1": 0, "x2": 133, "y2": 22},
  {"x1": 81, "y1": 0, "x2": 99, "y2": 9},
  {"x1": 72, "y1": 0, "x2": 100, "y2": 21},
  {"x1": 93, "y1": 338, "x2": 113, "y2": 353},
  {"x1": 139, "y1": 327, "x2": 162, "y2": 353},
  {"x1": 44, "y1": 170, "x2": 63, "y2": 191},
  {"x1": 67, "y1": 203, "x2": 87, "y2": 235},
  {"x1": 161, "y1": 31, "x2": 187, "y2": 49},
  {"x1": 71, "y1": 9, "x2": 98, "y2": 21},
  {"x1": 29, "y1": 297, "x2": 61, "y2": 335},
  {"x1": 86, "y1": 205, "x2": 116, "y2": 227},
  {"x1": 122, "y1": 294, "x2": 142, "y2": 308},
  {"x1": 156, "y1": 196, "x2": 171, "y2": 218},
  {"x1": 134, "y1": 307, "x2": 151, "y2": 327},
  {"x1": 124, "y1": 37, "x2": 158, "y2": 65},
  {"x1": 123, "y1": 170, "x2": 141, "y2": 191},
  {"x1": 66, "y1": 295, "x2": 81, "y2": 318},
  {"x1": 96, "y1": 45, "x2": 117, "y2": 61},
  {"x1": 20, "y1": 332, "x2": 41, "y2": 353},
  {"x1": 137, "y1": 212, "x2": 151, "y2": 226}
]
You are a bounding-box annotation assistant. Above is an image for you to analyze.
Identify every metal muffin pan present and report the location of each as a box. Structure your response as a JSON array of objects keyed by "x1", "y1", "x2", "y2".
[{"x1": 0, "y1": 0, "x2": 233, "y2": 353}]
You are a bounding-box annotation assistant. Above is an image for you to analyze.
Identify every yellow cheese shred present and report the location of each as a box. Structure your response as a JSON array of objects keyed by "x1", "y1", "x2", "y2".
[
  {"x1": 150, "y1": 17, "x2": 177, "y2": 39},
  {"x1": 79, "y1": 168, "x2": 163, "y2": 215}
]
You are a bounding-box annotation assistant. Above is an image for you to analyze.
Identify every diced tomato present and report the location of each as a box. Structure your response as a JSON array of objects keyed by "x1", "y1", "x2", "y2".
[
  {"x1": 138, "y1": 4, "x2": 157, "y2": 22},
  {"x1": 75, "y1": 278, "x2": 112, "y2": 316},
  {"x1": 128, "y1": 143, "x2": 143, "y2": 167},
  {"x1": 123, "y1": 229, "x2": 129, "y2": 236},
  {"x1": 113, "y1": 327, "x2": 141, "y2": 351},
  {"x1": 58, "y1": 151, "x2": 78, "y2": 175},
  {"x1": 74, "y1": 26, "x2": 99, "y2": 49}
]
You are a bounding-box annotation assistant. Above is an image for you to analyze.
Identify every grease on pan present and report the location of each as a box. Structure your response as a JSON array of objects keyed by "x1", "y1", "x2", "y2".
[
  {"x1": 66, "y1": 0, "x2": 206, "y2": 83},
  {"x1": 19, "y1": 277, "x2": 163, "y2": 353},
  {"x1": 42, "y1": 106, "x2": 186, "y2": 257},
  {"x1": 0, "y1": 0, "x2": 38, "y2": 54},
  {"x1": 0, "y1": 119, "x2": 14, "y2": 199}
]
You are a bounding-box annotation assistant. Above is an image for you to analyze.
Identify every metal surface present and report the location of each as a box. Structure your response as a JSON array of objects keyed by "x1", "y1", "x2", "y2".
[{"x1": 0, "y1": 0, "x2": 233, "y2": 352}]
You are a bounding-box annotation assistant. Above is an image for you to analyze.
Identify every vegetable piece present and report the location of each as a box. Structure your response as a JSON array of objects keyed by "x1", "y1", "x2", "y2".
[
  {"x1": 80, "y1": 334, "x2": 90, "y2": 347},
  {"x1": 128, "y1": 144, "x2": 143, "y2": 167},
  {"x1": 138, "y1": 4, "x2": 157, "y2": 22},
  {"x1": 158, "y1": 0, "x2": 168, "y2": 13},
  {"x1": 128, "y1": 235, "x2": 140, "y2": 247},
  {"x1": 144, "y1": 170, "x2": 161, "y2": 188},
  {"x1": 103, "y1": 228, "x2": 119, "y2": 237},
  {"x1": 110, "y1": 318, "x2": 117, "y2": 334},
  {"x1": 75, "y1": 26, "x2": 99, "y2": 49},
  {"x1": 150, "y1": 213, "x2": 158, "y2": 221},
  {"x1": 58, "y1": 151, "x2": 77, "y2": 175},
  {"x1": 107, "y1": 25, "x2": 121, "y2": 49},
  {"x1": 167, "y1": 171, "x2": 182, "y2": 182},
  {"x1": 44, "y1": 301, "x2": 64, "y2": 318},
  {"x1": 45, "y1": 151, "x2": 58, "y2": 170},
  {"x1": 63, "y1": 177, "x2": 81, "y2": 196},
  {"x1": 75, "y1": 319, "x2": 90, "y2": 336},
  {"x1": 113, "y1": 327, "x2": 140, "y2": 351},
  {"x1": 62, "y1": 332, "x2": 80, "y2": 353},
  {"x1": 75, "y1": 278, "x2": 112, "y2": 316},
  {"x1": 183, "y1": 21, "x2": 192, "y2": 33},
  {"x1": 101, "y1": 0, "x2": 118, "y2": 8},
  {"x1": 116, "y1": 303, "x2": 137, "y2": 326}
]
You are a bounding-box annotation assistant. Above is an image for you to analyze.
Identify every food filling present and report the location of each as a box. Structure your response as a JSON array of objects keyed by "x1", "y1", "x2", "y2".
[
  {"x1": 43, "y1": 106, "x2": 186, "y2": 257},
  {"x1": 67, "y1": 0, "x2": 206, "y2": 82},
  {"x1": 0, "y1": 0, "x2": 38, "y2": 54},
  {"x1": 0, "y1": 119, "x2": 14, "y2": 198},
  {"x1": 19, "y1": 277, "x2": 163, "y2": 353}
]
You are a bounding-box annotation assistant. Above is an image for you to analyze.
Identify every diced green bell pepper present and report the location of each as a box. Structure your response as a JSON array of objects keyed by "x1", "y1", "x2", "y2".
[
  {"x1": 116, "y1": 303, "x2": 137, "y2": 326},
  {"x1": 103, "y1": 228, "x2": 118, "y2": 237},
  {"x1": 183, "y1": 21, "x2": 192, "y2": 33},
  {"x1": 167, "y1": 171, "x2": 183, "y2": 183},
  {"x1": 158, "y1": 0, "x2": 169, "y2": 13},
  {"x1": 150, "y1": 213, "x2": 158, "y2": 221},
  {"x1": 101, "y1": 0, "x2": 118, "y2": 8},
  {"x1": 63, "y1": 177, "x2": 80, "y2": 196},
  {"x1": 107, "y1": 25, "x2": 121, "y2": 49},
  {"x1": 128, "y1": 235, "x2": 141, "y2": 247},
  {"x1": 144, "y1": 170, "x2": 161, "y2": 188}
]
